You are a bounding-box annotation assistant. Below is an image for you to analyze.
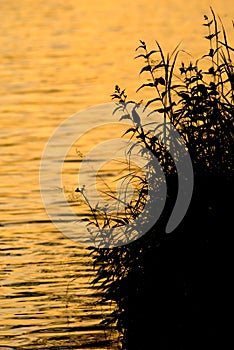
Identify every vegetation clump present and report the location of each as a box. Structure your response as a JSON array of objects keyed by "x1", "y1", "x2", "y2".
[{"x1": 80, "y1": 9, "x2": 233, "y2": 350}]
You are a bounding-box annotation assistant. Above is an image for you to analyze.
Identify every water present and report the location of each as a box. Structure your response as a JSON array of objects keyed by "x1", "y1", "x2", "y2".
[{"x1": 0, "y1": 0, "x2": 233, "y2": 348}]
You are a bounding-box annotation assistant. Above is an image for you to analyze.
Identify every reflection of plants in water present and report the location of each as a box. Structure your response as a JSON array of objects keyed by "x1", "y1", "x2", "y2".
[{"x1": 77, "y1": 9, "x2": 233, "y2": 349}]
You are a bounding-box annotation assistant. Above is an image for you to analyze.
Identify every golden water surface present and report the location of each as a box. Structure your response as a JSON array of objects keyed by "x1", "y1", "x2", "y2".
[{"x1": 0, "y1": 0, "x2": 233, "y2": 348}]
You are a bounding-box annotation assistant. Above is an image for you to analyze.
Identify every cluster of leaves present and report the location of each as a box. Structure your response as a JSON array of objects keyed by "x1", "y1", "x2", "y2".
[
  {"x1": 112, "y1": 10, "x2": 233, "y2": 176},
  {"x1": 83, "y1": 9, "x2": 233, "y2": 349}
]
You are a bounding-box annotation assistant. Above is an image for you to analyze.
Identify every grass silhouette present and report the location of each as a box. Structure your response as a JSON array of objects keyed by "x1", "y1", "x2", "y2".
[{"x1": 79, "y1": 9, "x2": 233, "y2": 350}]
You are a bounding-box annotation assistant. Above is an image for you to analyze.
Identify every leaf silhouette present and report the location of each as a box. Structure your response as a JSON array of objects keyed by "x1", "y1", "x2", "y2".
[
  {"x1": 132, "y1": 108, "x2": 141, "y2": 126},
  {"x1": 136, "y1": 42, "x2": 146, "y2": 51},
  {"x1": 111, "y1": 93, "x2": 120, "y2": 99},
  {"x1": 135, "y1": 54, "x2": 147, "y2": 60},
  {"x1": 119, "y1": 114, "x2": 131, "y2": 121},
  {"x1": 113, "y1": 105, "x2": 124, "y2": 115},
  {"x1": 155, "y1": 103, "x2": 176, "y2": 114},
  {"x1": 143, "y1": 98, "x2": 161, "y2": 110},
  {"x1": 205, "y1": 32, "x2": 220, "y2": 40},
  {"x1": 122, "y1": 127, "x2": 137, "y2": 136},
  {"x1": 158, "y1": 77, "x2": 166, "y2": 86},
  {"x1": 203, "y1": 20, "x2": 213, "y2": 26},
  {"x1": 139, "y1": 65, "x2": 152, "y2": 75},
  {"x1": 136, "y1": 83, "x2": 155, "y2": 93},
  {"x1": 145, "y1": 50, "x2": 157, "y2": 58}
]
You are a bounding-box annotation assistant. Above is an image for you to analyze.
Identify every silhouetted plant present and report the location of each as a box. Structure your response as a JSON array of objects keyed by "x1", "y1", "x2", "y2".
[{"x1": 78, "y1": 9, "x2": 233, "y2": 350}]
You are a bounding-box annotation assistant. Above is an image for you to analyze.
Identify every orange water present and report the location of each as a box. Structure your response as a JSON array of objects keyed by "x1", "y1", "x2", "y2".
[{"x1": 0, "y1": 0, "x2": 233, "y2": 348}]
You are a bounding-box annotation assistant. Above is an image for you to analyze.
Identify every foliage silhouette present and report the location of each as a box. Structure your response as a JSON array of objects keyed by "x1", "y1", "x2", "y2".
[{"x1": 78, "y1": 9, "x2": 233, "y2": 350}]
